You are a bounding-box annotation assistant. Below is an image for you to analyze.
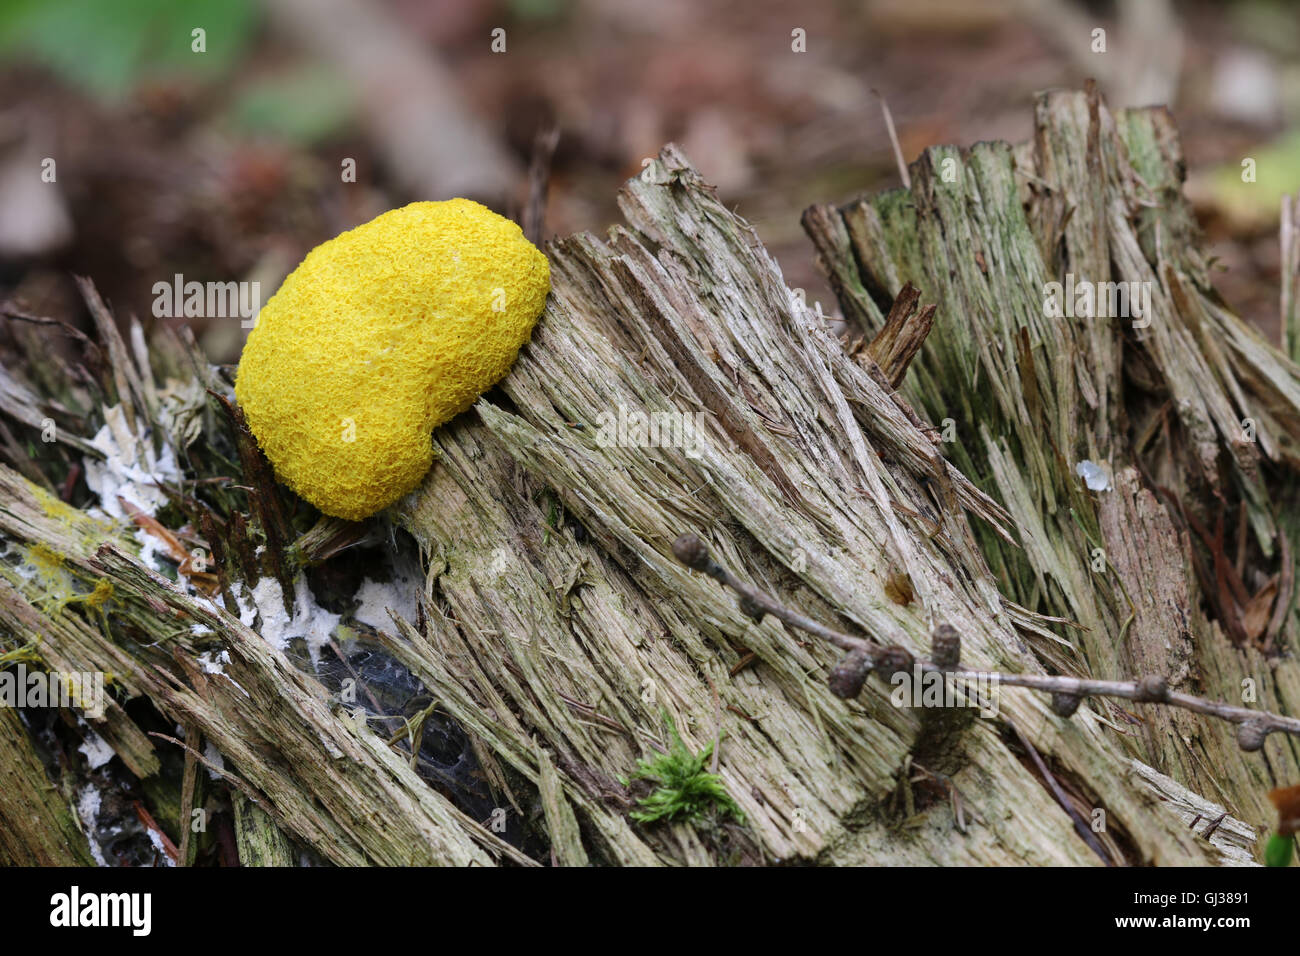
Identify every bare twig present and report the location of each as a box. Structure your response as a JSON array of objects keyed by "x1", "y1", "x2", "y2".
[
  {"x1": 872, "y1": 89, "x2": 910, "y2": 189},
  {"x1": 672, "y1": 533, "x2": 1300, "y2": 750},
  {"x1": 523, "y1": 123, "x2": 560, "y2": 247},
  {"x1": 1008, "y1": 717, "x2": 1115, "y2": 864},
  {"x1": 1283, "y1": 193, "x2": 1300, "y2": 362}
]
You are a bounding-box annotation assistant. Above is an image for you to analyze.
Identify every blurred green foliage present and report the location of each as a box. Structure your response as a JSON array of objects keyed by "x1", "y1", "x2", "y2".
[
  {"x1": 1265, "y1": 832, "x2": 1294, "y2": 867},
  {"x1": 229, "y1": 64, "x2": 353, "y2": 144},
  {"x1": 1208, "y1": 129, "x2": 1300, "y2": 228},
  {"x1": 0, "y1": 0, "x2": 259, "y2": 99},
  {"x1": 506, "y1": 0, "x2": 567, "y2": 21}
]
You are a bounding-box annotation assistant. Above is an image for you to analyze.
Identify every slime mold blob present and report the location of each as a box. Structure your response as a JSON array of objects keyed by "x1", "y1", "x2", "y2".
[{"x1": 234, "y1": 199, "x2": 550, "y2": 520}]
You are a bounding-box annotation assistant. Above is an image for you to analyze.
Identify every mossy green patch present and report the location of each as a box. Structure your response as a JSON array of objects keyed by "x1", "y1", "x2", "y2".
[{"x1": 624, "y1": 713, "x2": 744, "y2": 826}]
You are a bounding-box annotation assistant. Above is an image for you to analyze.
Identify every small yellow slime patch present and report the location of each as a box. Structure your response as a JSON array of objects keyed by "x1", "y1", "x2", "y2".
[{"x1": 235, "y1": 200, "x2": 550, "y2": 520}]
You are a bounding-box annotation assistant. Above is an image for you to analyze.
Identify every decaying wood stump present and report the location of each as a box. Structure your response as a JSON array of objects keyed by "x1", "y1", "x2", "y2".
[
  {"x1": 0, "y1": 86, "x2": 1293, "y2": 866},
  {"x1": 804, "y1": 86, "x2": 1300, "y2": 839}
]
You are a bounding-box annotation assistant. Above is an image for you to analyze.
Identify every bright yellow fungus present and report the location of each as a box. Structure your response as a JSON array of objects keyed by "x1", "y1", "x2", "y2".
[{"x1": 234, "y1": 199, "x2": 550, "y2": 520}]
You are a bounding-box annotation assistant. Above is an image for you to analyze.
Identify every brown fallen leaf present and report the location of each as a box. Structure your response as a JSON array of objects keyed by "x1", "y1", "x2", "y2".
[
  {"x1": 884, "y1": 571, "x2": 914, "y2": 606},
  {"x1": 1269, "y1": 784, "x2": 1300, "y2": 836},
  {"x1": 1242, "y1": 574, "x2": 1279, "y2": 644},
  {"x1": 118, "y1": 495, "x2": 220, "y2": 596}
]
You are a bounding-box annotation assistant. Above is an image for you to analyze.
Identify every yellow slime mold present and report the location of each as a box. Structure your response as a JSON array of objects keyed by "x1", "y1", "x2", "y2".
[{"x1": 234, "y1": 200, "x2": 549, "y2": 520}]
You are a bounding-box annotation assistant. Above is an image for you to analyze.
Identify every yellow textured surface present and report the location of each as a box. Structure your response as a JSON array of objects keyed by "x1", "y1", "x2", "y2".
[{"x1": 234, "y1": 199, "x2": 549, "y2": 520}]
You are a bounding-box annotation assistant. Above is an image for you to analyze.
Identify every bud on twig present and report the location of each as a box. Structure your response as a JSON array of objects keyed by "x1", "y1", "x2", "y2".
[
  {"x1": 672, "y1": 533, "x2": 711, "y2": 572},
  {"x1": 1051, "y1": 691, "x2": 1082, "y2": 718},
  {"x1": 737, "y1": 594, "x2": 766, "y2": 623},
  {"x1": 931, "y1": 624, "x2": 960, "y2": 671},
  {"x1": 828, "y1": 649, "x2": 873, "y2": 699},
  {"x1": 1134, "y1": 675, "x2": 1169, "y2": 703},
  {"x1": 874, "y1": 645, "x2": 914, "y2": 679},
  {"x1": 1237, "y1": 720, "x2": 1269, "y2": 752}
]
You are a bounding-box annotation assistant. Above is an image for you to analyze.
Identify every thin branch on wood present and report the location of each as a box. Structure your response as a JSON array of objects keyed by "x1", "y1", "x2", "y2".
[
  {"x1": 872, "y1": 89, "x2": 910, "y2": 189},
  {"x1": 523, "y1": 123, "x2": 561, "y2": 247},
  {"x1": 1284, "y1": 192, "x2": 1299, "y2": 363},
  {"x1": 673, "y1": 533, "x2": 1300, "y2": 750}
]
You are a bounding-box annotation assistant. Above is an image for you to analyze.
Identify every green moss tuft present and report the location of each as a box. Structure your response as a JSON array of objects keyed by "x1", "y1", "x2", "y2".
[{"x1": 625, "y1": 713, "x2": 744, "y2": 826}]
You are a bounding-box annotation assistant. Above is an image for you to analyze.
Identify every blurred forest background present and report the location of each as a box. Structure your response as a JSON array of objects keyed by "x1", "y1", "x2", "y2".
[{"x1": 1, "y1": 0, "x2": 1297, "y2": 363}]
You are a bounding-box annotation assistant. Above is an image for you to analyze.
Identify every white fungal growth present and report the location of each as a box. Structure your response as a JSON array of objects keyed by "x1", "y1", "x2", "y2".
[
  {"x1": 234, "y1": 576, "x2": 341, "y2": 667},
  {"x1": 84, "y1": 404, "x2": 181, "y2": 521},
  {"x1": 196, "y1": 649, "x2": 230, "y2": 674},
  {"x1": 353, "y1": 567, "x2": 420, "y2": 631},
  {"x1": 202, "y1": 739, "x2": 226, "y2": 781},
  {"x1": 77, "y1": 729, "x2": 115, "y2": 770},
  {"x1": 1075, "y1": 459, "x2": 1113, "y2": 492},
  {"x1": 76, "y1": 785, "x2": 108, "y2": 867}
]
